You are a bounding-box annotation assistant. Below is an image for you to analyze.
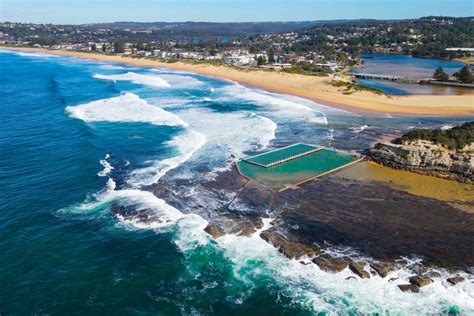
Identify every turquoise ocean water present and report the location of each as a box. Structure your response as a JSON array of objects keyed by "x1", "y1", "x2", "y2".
[{"x1": 0, "y1": 50, "x2": 472, "y2": 315}]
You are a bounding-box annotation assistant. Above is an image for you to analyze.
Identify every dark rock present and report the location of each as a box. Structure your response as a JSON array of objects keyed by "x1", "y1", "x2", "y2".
[
  {"x1": 345, "y1": 276, "x2": 357, "y2": 280},
  {"x1": 398, "y1": 284, "x2": 420, "y2": 293},
  {"x1": 447, "y1": 276, "x2": 465, "y2": 285},
  {"x1": 388, "y1": 277, "x2": 399, "y2": 282},
  {"x1": 299, "y1": 261, "x2": 311, "y2": 265},
  {"x1": 204, "y1": 224, "x2": 225, "y2": 239},
  {"x1": 349, "y1": 262, "x2": 370, "y2": 278},
  {"x1": 409, "y1": 275, "x2": 433, "y2": 287},
  {"x1": 312, "y1": 254, "x2": 348, "y2": 273},
  {"x1": 275, "y1": 179, "x2": 474, "y2": 270},
  {"x1": 370, "y1": 262, "x2": 395, "y2": 278},
  {"x1": 260, "y1": 229, "x2": 321, "y2": 260}
]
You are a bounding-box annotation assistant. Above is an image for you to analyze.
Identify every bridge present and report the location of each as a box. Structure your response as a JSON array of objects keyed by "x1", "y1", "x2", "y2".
[
  {"x1": 353, "y1": 73, "x2": 403, "y2": 80},
  {"x1": 352, "y1": 73, "x2": 423, "y2": 84}
]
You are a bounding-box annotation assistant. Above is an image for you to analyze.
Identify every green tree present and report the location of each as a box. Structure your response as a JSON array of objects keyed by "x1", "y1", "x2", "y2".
[
  {"x1": 91, "y1": 43, "x2": 97, "y2": 52},
  {"x1": 433, "y1": 67, "x2": 449, "y2": 81},
  {"x1": 454, "y1": 65, "x2": 473, "y2": 83},
  {"x1": 268, "y1": 49, "x2": 275, "y2": 64},
  {"x1": 102, "y1": 44, "x2": 107, "y2": 52},
  {"x1": 114, "y1": 41, "x2": 124, "y2": 54},
  {"x1": 257, "y1": 55, "x2": 266, "y2": 66}
]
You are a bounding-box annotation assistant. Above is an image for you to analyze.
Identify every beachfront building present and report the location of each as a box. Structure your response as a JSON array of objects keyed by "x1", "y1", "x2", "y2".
[
  {"x1": 446, "y1": 48, "x2": 474, "y2": 55},
  {"x1": 259, "y1": 63, "x2": 292, "y2": 70},
  {"x1": 223, "y1": 53, "x2": 256, "y2": 66},
  {"x1": 135, "y1": 50, "x2": 152, "y2": 57}
]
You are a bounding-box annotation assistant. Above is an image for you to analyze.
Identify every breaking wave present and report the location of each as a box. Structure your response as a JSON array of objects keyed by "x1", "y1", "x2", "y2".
[
  {"x1": 93, "y1": 72, "x2": 171, "y2": 88},
  {"x1": 147, "y1": 72, "x2": 205, "y2": 89},
  {"x1": 174, "y1": 107, "x2": 277, "y2": 172},
  {"x1": 65, "y1": 92, "x2": 188, "y2": 127},
  {"x1": 215, "y1": 84, "x2": 350, "y2": 125},
  {"x1": 350, "y1": 124, "x2": 371, "y2": 133},
  {"x1": 127, "y1": 129, "x2": 207, "y2": 187},
  {"x1": 99, "y1": 64, "x2": 128, "y2": 70},
  {"x1": 173, "y1": 216, "x2": 474, "y2": 314},
  {"x1": 15, "y1": 51, "x2": 60, "y2": 58}
]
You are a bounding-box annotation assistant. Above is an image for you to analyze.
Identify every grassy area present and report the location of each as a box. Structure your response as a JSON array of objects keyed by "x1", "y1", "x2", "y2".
[
  {"x1": 453, "y1": 56, "x2": 474, "y2": 65},
  {"x1": 330, "y1": 80, "x2": 385, "y2": 95},
  {"x1": 282, "y1": 65, "x2": 332, "y2": 76}
]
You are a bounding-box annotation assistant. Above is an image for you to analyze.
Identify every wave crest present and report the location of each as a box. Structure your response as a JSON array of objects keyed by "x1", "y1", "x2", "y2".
[
  {"x1": 93, "y1": 72, "x2": 171, "y2": 88},
  {"x1": 65, "y1": 92, "x2": 188, "y2": 127}
]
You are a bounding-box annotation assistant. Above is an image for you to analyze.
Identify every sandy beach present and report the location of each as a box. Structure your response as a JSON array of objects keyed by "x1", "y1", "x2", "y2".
[{"x1": 4, "y1": 46, "x2": 474, "y2": 116}]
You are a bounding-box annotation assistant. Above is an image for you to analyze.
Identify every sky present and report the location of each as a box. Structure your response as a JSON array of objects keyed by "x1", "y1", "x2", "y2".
[{"x1": 1, "y1": 0, "x2": 473, "y2": 24}]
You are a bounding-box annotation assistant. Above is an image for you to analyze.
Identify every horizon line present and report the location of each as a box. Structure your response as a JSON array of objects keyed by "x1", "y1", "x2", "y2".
[{"x1": 2, "y1": 15, "x2": 473, "y2": 26}]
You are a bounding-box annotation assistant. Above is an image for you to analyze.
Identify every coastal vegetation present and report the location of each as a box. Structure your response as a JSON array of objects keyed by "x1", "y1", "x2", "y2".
[
  {"x1": 432, "y1": 65, "x2": 473, "y2": 83},
  {"x1": 453, "y1": 65, "x2": 474, "y2": 83},
  {"x1": 330, "y1": 80, "x2": 385, "y2": 95},
  {"x1": 282, "y1": 64, "x2": 332, "y2": 76},
  {"x1": 395, "y1": 121, "x2": 474, "y2": 150},
  {"x1": 432, "y1": 67, "x2": 449, "y2": 81}
]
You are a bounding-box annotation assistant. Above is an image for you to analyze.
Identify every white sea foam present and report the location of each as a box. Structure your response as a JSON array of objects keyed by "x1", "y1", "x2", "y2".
[
  {"x1": 351, "y1": 124, "x2": 370, "y2": 133},
  {"x1": 93, "y1": 72, "x2": 171, "y2": 88},
  {"x1": 98, "y1": 154, "x2": 114, "y2": 177},
  {"x1": 176, "y1": 108, "x2": 277, "y2": 162},
  {"x1": 215, "y1": 84, "x2": 351, "y2": 125},
  {"x1": 147, "y1": 73, "x2": 205, "y2": 89},
  {"x1": 127, "y1": 129, "x2": 207, "y2": 187},
  {"x1": 61, "y1": 185, "x2": 185, "y2": 229},
  {"x1": 65, "y1": 92, "x2": 188, "y2": 127},
  {"x1": 99, "y1": 64, "x2": 127, "y2": 70},
  {"x1": 15, "y1": 51, "x2": 60, "y2": 58},
  {"x1": 173, "y1": 218, "x2": 473, "y2": 314}
]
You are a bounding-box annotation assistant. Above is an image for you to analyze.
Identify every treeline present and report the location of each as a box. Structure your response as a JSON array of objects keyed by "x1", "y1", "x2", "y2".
[
  {"x1": 433, "y1": 65, "x2": 473, "y2": 83},
  {"x1": 296, "y1": 16, "x2": 474, "y2": 60},
  {"x1": 396, "y1": 121, "x2": 474, "y2": 150}
]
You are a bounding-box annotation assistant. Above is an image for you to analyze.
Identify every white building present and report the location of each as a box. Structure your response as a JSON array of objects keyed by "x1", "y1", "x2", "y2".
[{"x1": 223, "y1": 54, "x2": 256, "y2": 66}]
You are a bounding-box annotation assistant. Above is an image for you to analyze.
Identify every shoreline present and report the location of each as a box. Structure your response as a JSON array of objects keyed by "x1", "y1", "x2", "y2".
[{"x1": 3, "y1": 46, "x2": 474, "y2": 116}]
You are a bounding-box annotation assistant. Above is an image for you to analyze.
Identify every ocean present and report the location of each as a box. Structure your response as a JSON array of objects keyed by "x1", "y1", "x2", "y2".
[{"x1": 0, "y1": 50, "x2": 472, "y2": 315}]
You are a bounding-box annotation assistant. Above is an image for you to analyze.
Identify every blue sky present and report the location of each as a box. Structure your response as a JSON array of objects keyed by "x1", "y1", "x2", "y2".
[{"x1": 1, "y1": 0, "x2": 473, "y2": 24}]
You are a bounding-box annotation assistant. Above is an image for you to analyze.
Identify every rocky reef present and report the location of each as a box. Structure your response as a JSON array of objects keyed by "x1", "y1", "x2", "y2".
[
  {"x1": 118, "y1": 164, "x2": 473, "y2": 293},
  {"x1": 113, "y1": 143, "x2": 473, "y2": 293},
  {"x1": 368, "y1": 140, "x2": 473, "y2": 183}
]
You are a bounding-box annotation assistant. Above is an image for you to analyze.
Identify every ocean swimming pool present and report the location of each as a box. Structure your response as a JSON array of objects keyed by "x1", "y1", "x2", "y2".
[{"x1": 237, "y1": 147, "x2": 361, "y2": 190}]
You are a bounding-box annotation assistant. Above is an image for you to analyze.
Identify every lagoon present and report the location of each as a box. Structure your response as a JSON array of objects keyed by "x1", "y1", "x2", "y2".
[{"x1": 350, "y1": 54, "x2": 467, "y2": 95}]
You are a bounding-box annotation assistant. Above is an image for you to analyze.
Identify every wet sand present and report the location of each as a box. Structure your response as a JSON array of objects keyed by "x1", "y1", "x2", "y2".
[{"x1": 2, "y1": 46, "x2": 473, "y2": 116}]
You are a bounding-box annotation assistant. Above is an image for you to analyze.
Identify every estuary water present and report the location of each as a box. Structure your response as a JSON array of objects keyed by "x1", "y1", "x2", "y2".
[
  {"x1": 351, "y1": 54, "x2": 467, "y2": 95},
  {"x1": 0, "y1": 50, "x2": 472, "y2": 315}
]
